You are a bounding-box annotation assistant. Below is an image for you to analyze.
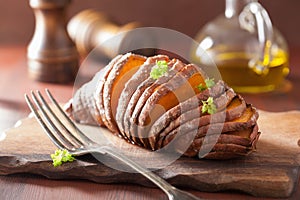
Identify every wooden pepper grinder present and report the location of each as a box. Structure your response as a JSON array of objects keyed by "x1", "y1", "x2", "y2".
[
  {"x1": 67, "y1": 9, "x2": 155, "y2": 58},
  {"x1": 27, "y1": 0, "x2": 79, "y2": 83}
]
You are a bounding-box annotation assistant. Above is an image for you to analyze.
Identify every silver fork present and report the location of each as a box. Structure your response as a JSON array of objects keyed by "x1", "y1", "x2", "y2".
[{"x1": 24, "y1": 89, "x2": 202, "y2": 200}]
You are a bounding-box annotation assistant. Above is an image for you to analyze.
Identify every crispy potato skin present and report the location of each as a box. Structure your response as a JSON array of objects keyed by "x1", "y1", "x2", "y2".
[{"x1": 68, "y1": 53, "x2": 260, "y2": 159}]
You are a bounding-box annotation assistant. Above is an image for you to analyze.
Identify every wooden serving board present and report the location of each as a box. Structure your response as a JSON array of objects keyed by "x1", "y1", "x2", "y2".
[{"x1": 0, "y1": 110, "x2": 300, "y2": 198}]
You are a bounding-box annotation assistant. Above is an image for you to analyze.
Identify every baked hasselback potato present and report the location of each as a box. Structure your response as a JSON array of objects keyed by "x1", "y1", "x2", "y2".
[{"x1": 67, "y1": 53, "x2": 261, "y2": 159}]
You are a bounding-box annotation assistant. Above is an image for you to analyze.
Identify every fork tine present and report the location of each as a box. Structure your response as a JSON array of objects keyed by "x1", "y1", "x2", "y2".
[
  {"x1": 45, "y1": 89, "x2": 94, "y2": 145},
  {"x1": 36, "y1": 90, "x2": 85, "y2": 148},
  {"x1": 25, "y1": 93, "x2": 66, "y2": 150},
  {"x1": 29, "y1": 91, "x2": 76, "y2": 151}
]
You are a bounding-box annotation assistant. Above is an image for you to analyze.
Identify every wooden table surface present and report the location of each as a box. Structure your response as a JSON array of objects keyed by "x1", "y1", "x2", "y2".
[{"x1": 0, "y1": 45, "x2": 299, "y2": 200}]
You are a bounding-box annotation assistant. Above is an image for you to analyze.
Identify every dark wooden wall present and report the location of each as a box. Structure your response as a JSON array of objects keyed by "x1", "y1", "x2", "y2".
[{"x1": 0, "y1": 0, "x2": 299, "y2": 46}]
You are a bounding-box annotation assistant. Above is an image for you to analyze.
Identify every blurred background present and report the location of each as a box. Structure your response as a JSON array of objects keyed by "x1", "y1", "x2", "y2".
[{"x1": 0, "y1": 0, "x2": 299, "y2": 46}]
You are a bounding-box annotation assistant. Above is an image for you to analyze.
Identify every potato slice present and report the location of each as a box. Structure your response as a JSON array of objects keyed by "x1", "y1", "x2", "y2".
[
  {"x1": 184, "y1": 124, "x2": 259, "y2": 158},
  {"x1": 125, "y1": 59, "x2": 186, "y2": 145},
  {"x1": 159, "y1": 104, "x2": 258, "y2": 150},
  {"x1": 68, "y1": 54, "x2": 123, "y2": 126},
  {"x1": 148, "y1": 80, "x2": 228, "y2": 149},
  {"x1": 102, "y1": 53, "x2": 146, "y2": 133},
  {"x1": 150, "y1": 86, "x2": 241, "y2": 150},
  {"x1": 116, "y1": 55, "x2": 170, "y2": 140},
  {"x1": 133, "y1": 64, "x2": 207, "y2": 148}
]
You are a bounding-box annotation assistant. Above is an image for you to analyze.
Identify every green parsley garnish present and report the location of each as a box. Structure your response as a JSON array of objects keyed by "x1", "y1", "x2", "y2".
[
  {"x1": 196, "y1": 83, "x2": 206, "y2": 91},
  {"x1": 150, "y1": 60, "x2": 168, "y2": 80},
  {"x1": 50, "y1": 149, "x2": 75, "y2": 167},
  {"x1": 196, "y1": 78, "x2": 215, "y2": 91},
  {"x1": 205, "y1": 78, "x2": 215, "y2": 88},
  {"x1": 202, "y1": 97, "x2": 217, "y2": 114}
]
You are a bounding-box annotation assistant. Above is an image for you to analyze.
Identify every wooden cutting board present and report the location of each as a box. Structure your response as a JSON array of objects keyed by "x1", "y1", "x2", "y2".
[{"x1": 0, "y1": 110, "x2": 300, "y2": 198}]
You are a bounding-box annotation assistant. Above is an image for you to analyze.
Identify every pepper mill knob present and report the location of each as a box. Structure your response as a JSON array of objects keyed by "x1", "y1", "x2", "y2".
[{"x1": 27, "y1": 0, "x2": 79, "y2": 83}]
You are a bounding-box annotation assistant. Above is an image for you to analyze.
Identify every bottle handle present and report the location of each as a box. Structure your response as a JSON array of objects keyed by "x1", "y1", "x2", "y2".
[{"x1": 239, "y1": 2, "x2": 273, "y2": 75}]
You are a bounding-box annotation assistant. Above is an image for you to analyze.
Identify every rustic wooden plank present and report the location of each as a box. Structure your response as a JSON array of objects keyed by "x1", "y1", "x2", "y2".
[{"x1": 0, "y1": 110, "x2": 299, "y2": 198}]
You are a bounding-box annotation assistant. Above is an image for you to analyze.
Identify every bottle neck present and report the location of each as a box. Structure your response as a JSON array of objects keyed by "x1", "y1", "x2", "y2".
[{"x1": 225, "y1": 0, "x2": 257, "y2": 18}]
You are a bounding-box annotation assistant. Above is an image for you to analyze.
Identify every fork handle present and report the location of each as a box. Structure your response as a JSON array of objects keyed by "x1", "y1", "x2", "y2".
[
  {"x1": 92, "y1": 146, "x2": 201, "y2": 200},
  {"x1": 94, "y1": 146, "x2": 173, "y2": 192}
]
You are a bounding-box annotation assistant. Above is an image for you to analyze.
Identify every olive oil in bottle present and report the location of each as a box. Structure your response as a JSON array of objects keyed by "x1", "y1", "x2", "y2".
[{"x1": 216, "y1": 49, "x2": 289, "y2": 93}]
